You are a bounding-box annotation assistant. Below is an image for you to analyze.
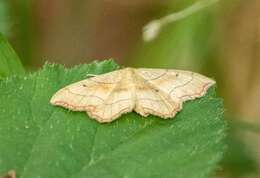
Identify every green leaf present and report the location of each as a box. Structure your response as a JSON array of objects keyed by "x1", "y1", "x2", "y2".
[
  {"x1": 0, "y1": 33, "x2": 25, "y2": 79},
  {"x1": 0, "y1": 60, "x2": 226, "y2": 178}
]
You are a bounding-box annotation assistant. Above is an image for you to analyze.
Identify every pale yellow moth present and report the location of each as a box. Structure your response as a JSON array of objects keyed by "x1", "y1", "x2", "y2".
[{"x1": 50, "y1": 68, "x2": 215, "y2": 123}]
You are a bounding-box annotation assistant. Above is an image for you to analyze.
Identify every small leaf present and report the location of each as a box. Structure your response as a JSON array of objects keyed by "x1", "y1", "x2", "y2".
[
  {"x1": 0, "y1": 33, "x2": 25, "y2": 79},
  {"x1": 0, "y1": 60, "x2": 226, "y2": 178}
]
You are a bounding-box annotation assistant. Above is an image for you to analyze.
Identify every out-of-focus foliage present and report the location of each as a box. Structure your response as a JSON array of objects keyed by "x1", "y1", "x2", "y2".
[
  {"x1": 0, "y1": 0, "x2": 10, "y2": 36},
  {"x1": 9, "y1": 0, "x2": 36, "y2": 65},
  {"x1": 132, "y1": 0, "x2": 216, "y2": 72},
  {"x1": 220, "y1": 120, "x2": 259, "y2": 178},
  {"x1": 0, "y1": 33, "x2": 25, "y2": 79}
]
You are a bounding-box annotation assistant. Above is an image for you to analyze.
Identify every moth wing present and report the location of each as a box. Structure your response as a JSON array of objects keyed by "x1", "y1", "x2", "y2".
[
  {"x1": 134, "y1": 68, "x2": 215, "y2": 118},
  {"x1": 50, "y1": 69, "x2": 134, "y2": 122}
]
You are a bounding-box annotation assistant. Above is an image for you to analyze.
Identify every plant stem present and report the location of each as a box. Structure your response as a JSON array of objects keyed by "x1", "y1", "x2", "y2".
[{"x1": 143, "y1": 0, "x2": 220, "y2": 42}]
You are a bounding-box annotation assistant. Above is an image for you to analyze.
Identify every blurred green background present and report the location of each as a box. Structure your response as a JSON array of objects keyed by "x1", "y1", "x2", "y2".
[{"x1": 0, "y1": 0, "x2": 259, "y2": 177}]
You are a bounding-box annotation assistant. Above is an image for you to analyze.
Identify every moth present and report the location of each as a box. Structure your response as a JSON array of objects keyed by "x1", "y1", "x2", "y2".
[
  {"x1": 1, "y1": 170, "x2": 16, "y2": 178},
  {"x1": 50, "y1": 68, "x2": 215, "y2": 123}
]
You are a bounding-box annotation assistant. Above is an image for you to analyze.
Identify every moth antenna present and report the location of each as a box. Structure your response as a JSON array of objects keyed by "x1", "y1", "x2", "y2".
[{"x1": 86, "y1": 74, "x2": 99, "y2": 78}]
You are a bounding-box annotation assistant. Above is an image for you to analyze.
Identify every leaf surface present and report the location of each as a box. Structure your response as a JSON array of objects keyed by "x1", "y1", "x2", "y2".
[{"x1": 0, "y1": 60, "x2": 226, "y2": 178}]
